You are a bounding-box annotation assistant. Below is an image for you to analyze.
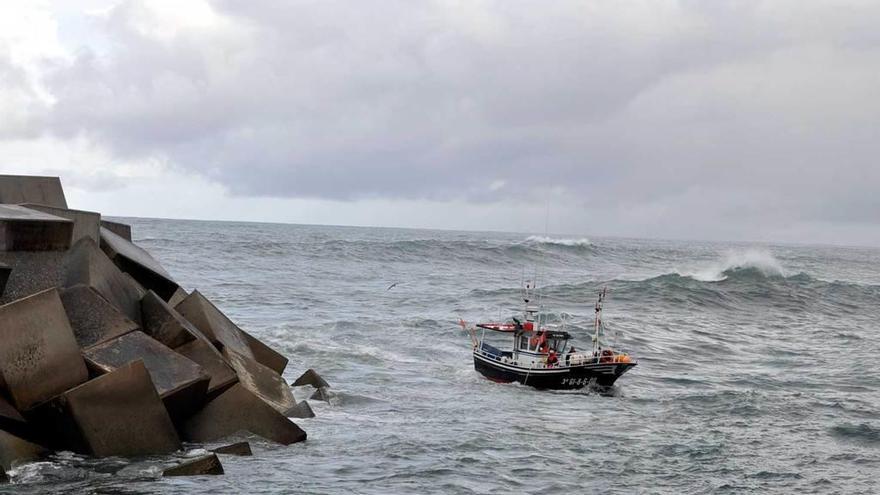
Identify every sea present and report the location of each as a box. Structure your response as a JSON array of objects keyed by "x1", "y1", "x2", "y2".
[{"x1": 3, "y1": 219, "x2": 879, "y2": 494}]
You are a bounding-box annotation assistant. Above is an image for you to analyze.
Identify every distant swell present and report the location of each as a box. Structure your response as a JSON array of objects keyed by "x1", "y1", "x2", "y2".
[{"x1": 298, "y1": 236, "x2": 596, "y2": 265}]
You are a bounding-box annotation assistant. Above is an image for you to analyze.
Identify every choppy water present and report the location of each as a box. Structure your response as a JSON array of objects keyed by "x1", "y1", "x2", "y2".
[{"x1": 4, "y1": 220, "x2": 879, "y2": 494}]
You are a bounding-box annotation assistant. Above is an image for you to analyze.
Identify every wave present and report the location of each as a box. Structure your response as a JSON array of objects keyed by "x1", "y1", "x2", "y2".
[
  {"x1": 479, "y1": 264, "x2": 880, "y2": 320},
  {"x1": 830, "y1": 423, "x2": 880, "y2": 446},
  {"x1": 292, "y1": 237, "x2": 595, "y2": 266},
  {"x1": 676, "y1": 249, "x2": 785, "y2": 282},
  {"x1": 524, "y1": 236, "x2": 592, "y2": 248}
]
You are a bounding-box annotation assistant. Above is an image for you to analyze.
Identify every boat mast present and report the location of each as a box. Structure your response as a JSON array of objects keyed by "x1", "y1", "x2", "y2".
[{"x1": 593, "y1": 287, "x2": 606, "y2": 355}]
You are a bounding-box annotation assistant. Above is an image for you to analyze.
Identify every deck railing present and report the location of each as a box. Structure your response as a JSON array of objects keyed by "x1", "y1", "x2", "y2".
[{"x1": 475, "y1": 342, "x2": 634, "y2": 367}]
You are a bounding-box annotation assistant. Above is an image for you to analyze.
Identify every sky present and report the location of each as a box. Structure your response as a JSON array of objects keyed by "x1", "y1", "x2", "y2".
[{"x1": 1, "y1": 0, "x2": 879, "y2": 246}]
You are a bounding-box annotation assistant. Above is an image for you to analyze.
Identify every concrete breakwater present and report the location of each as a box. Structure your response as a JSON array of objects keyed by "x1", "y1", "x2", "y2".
[{"x1": 0, "y1": 174, "x2": 324, "y2": 480}]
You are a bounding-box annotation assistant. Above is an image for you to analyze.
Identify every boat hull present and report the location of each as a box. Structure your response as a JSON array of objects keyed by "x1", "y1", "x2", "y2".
[{"x1": 473, "y1": 352, "x2": 635, "y2": 389}]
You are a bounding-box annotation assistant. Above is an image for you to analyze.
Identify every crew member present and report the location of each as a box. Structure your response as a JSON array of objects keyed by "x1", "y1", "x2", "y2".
[
  {"x1": 547, "y1": 349, "x2": 558, "y2": 367},
  {"x1": 530, "y1": 330, "x2": 548, "y2": 352},
  {"x1": 566, "y1": 346, "x2": 576, "y2": 366}
]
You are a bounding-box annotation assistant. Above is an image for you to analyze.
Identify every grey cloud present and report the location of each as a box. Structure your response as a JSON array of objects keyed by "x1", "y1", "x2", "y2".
[
  {"x1": 0, "y1": 54, "x2": 49, "y2": 138},
  {"x1": 21, "y1": 0, "x2": 880, "y2": 240},
  {"x1": 43, "y1": 168, "x2": 129, "y2": 192}
]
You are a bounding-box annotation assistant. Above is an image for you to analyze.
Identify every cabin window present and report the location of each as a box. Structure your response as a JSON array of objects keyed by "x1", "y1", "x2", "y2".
[{"x1": 519, "y1": 335, "x2": 529, "y2": 350}]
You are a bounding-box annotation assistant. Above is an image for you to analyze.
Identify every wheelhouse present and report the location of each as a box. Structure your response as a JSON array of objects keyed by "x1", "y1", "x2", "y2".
[{"x1": 515, "y1": 330, "x2": 571, "y2": 354}]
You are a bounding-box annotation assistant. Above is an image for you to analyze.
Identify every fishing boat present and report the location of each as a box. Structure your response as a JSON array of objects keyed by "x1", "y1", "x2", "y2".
[{"x1": 461, "y1": 285, "x2": 636, "y2": 389}]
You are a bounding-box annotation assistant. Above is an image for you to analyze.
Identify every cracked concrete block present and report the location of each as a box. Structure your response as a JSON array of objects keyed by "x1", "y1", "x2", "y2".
[
  {"x1": 0, "y1": 288, "x2": 88, "y2": 411},
  {"x1": 99, "y1": 227, "x2": 178, "y2": 300},
  {"x1": 182, "y1": 384, "x2": 306, "y2": 446}
]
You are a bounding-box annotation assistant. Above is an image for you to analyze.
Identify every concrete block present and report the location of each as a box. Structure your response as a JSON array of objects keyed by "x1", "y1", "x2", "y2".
[
  {"x1": 0, "y1": 429, "x2": 47, "y2": 474},
  {"x1": 0, "y1": 397, "x2": 40, "y2": 442},
  {"x1": 0, "y1": 175, "x2": 67, "y2": 208},
  {"x1": 292, "y1": 369, "x2": 330, "y2": 389},
  {"x1": 100, "y1": 219, "x2": 131, "y2": 241},
  {"x1": 182, "y1": 384, "x2": 306, "y2": 446},
  {"x1": 212, "y1": 441, "x2": 252, "y2": 456},
  {"x1": 174, "y1": 338, "x2": 238, "y2": 398},
  {"x1": 0, "y1": 251, "x2": 66, "y2": 306},
  {"x1": 0, "y1": 205, "x2": 73, "y2": 251},
  {"x1": 0, "y1": 288, "x2": 88, "y2": 411},
  {"x1": 168, "y1": 286, "x2": 188, "y2": 307},
  {"x1": 20, "y1": 204, "x2": 100, "y2": 244},
  {"x1": 84, "y1": 332, "x2": 210, "y2": 420},
  {"x1": 222, "y1": 349, "x2": 296, "y2": 415},
  {"x1": 310, "y1": 387, "x2": 330, "y2": 402},
  {"x1": 0, "y1": 397, "x2": 24, "y2": 427},
  {"x1": 37, "y1": 360, "x2": 181, "y2": 457},
  {"x1": 59, "y1": 285, "x2": 139, "y2": 349},
  {"x1": 141, "y1": 291, "x2": 198, "y2": 349},
  {"x1": 175, "y1": 291, "x2": 254, "y2": 359},
  {"x1": 284, "y1": 400, "x2": 315, "y2": 419},
  {"x1": 0, "y1": 263, "x2": 9, "y2": 297},
  {"x1": 65, "y1": 238, "x2": 145, "y2": 326},
  {"x1": 0, "y1": 397, "x2": 27, "y2": 436},
  {"x1": 99, "y1": 227, "x2": 178, "y2": 300},
  {"x1": 242, "y1": 329, "x2": 288, "y2": 375},
  {"x1": 163, "y1": 453, "x2": 223, "y2": 476}
]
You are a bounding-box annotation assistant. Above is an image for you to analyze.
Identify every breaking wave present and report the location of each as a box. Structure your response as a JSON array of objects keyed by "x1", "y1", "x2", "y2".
[
  {"x1": 676, "y1": 249, "x2": 785, "y2": 282},
  {"x1": 524, "y1": 236, "x2": 592, "y2": 248}
]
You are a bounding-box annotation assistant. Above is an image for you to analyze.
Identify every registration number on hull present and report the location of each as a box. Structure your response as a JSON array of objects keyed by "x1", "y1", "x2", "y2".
[{"x1": 561, "y1": 377, "x2": 593, "y2": 386}]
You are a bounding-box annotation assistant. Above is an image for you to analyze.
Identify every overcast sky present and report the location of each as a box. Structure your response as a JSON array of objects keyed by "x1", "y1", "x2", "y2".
[{"x1": 1, "y1": 1, "x2": 878, "y2": 245}]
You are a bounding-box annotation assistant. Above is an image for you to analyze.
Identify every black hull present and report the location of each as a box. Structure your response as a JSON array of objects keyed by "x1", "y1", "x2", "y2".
[{"x1": 473, "y1": 353, "x2": 635, "y2": 390}]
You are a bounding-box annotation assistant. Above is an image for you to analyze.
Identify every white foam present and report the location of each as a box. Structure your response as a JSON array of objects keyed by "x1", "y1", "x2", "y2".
[
  {"x1": 5, "y1": 461, "x2": 60, "y2": 484},
  {"x1": 525, "y1": 236, "x2": 591, "y2": 247},
  {"x1": 678, "y1": 249, "x2": 785, "y2": 282}
]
